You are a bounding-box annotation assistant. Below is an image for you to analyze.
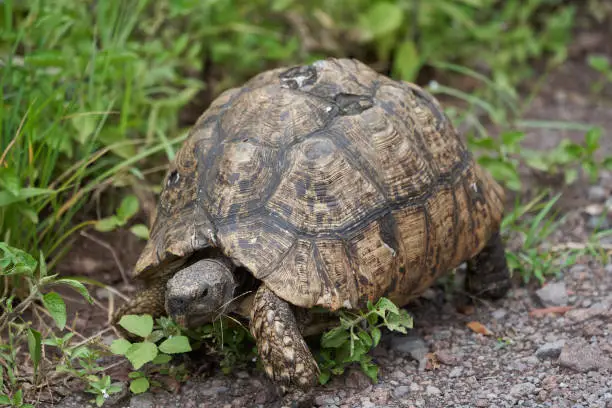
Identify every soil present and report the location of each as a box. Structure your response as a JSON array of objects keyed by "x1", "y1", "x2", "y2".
[{"x1": 42, "y1": 9, "x2": 612, "y2": 408}]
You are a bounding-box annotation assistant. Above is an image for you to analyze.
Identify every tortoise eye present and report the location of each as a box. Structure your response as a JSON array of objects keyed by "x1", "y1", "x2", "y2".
[{"x1": 167, "y1": 170, "x2": 180, "y2": 187}]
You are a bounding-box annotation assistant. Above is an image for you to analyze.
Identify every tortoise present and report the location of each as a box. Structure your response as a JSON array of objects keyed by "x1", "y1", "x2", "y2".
[{"x1": 112, "y1": 57, "x2": 511, "y2": 391}]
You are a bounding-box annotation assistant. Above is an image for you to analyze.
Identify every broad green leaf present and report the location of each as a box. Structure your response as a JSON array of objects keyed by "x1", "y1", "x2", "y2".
[
  {"x1": 110, "y1": 338, "x2": 132, "y2": 355},
  {"x1": 42, "y1": 292, "x2": 67, "y2": 330},
  {"x1": 118, "y1": 314, "x2": 154, "y2": 338},
  {"x1": 152, "y1": 353, "x2": 172, "y2": 364},
  {"x1": 584, "y1": 127, "x2": 601, "y2": 152},
  {"x1": 371, "y1": 327, "x2": 382, "y2": 347},
  {"x1": 117, "y1": 195, "x2": 139, "y2": 221},
  {"x1": 374, "y1": 297, "x2": 399, "y2": 316},
  {"x1": 0, "y1": 395, "x2": 9, "y2": 404},
  {"x1": 477, "y1": 159, "x2": 521, "y2": 191},
  {"x1": 27, "y1": 329, "x2": 42, "y2": 378},
  {"x1": 318, "y1": 370, "x2": 331, "y2": 385},
  {"x1": 94, "y1": 216, "x2": 121, "y2": 232},
  {"x1": 588, "y1": 55, "x2": 610, "y2": 72},
  {"x1": 357, "y1": 330, "x2": 373, "y2": 348},
  {"x1": 130, "y1": 377, "x2": 150, "y2": 394},
  {"x1": 321, "y1": 327, "x2": 350, "y2": 348},
  {"x1": 125, "y1": 342, "x2": 158, "y2": 370},
  {"x1": 360, "y1": 357, "x2": 379, "y2": 383},
  {"x1": 158, "y1": 336, "x2": 192, "y2": 354},
  {"x1": 501, "y1": 131, "x2": 525, "y2": 146},
  {"x1": 393, "y1": 41, "x2": 420, "y2": 81},
  {"x1": 128, "y1": 371, "x2": 145, "y2": 379},
  {"x1": 564, "y1": 168, "x2": 579, "y2": 185},
  {"x1": 52, "y1": 278, "x2": 93, "y2": 303},
  {"x1": 468, "y1": 137, "x2": 497, "y2": 151},
  {"x1": 360, "y1": 2, "x2": 404, "y2": 39},
  {"x1": 603, "y1": 157, "x2": 612, "y2": 170},
  {"x1": 130, "y1": 224, "x2": 150, "y2": 240}
]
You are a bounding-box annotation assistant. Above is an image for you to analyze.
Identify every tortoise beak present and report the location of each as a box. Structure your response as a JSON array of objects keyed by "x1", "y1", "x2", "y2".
[{"x1": 173, "y1": 314, "x2": 188, "y2": 328}]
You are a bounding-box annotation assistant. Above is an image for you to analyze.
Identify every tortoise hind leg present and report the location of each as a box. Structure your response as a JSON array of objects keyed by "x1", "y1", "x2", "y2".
[
  {"x1": 250, "y1": 284, "x2": 320, "y2": 392},
  {"x1": 465, "y1": 230, "x2": 512, "y2": 300}
]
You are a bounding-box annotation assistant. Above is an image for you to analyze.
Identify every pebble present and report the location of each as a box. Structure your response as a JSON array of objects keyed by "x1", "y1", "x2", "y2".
[
  {"x1": 588, "y1": 186, "x2": 607, "y2": 202},
  {"x1": 393, "y1": 385, "x2": 410, "y2": 398},
  {"x1": 559, "y1": 342, "x2": 612, "y2": 372},
  {"x1": 449, "y1": 367, "x2": 463, "y2": 378},
  {"x1": 535, "y1": 281, "x2": 569, "y2": 306},
  {"x1": 510, "y1": 382, "x2": 536, "y2": 397},
  {"x1": 535, "y1": 340, "x2": 566, "y2": 359},
  {"x1": 492, "y1": 308, "x2": 508, "y2": 320},
  {"x1": 426, "y1": 385, "x2": 441, "y2": 396},
  {"x1": 389, "y1": 334, "x2": 429, "y2": 370}
]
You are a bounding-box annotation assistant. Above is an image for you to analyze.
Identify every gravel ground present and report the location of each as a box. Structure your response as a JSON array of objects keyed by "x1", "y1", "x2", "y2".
[{"x1": 51, "y1": 246, "x2": 612, "y2": 408}]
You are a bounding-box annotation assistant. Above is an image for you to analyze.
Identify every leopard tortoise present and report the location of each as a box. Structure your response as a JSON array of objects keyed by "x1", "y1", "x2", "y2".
[{"x1": 112, "y1": 57, "x2": 511, "y2": 391}]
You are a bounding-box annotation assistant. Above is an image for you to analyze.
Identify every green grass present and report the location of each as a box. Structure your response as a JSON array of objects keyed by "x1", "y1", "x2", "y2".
[{"x1": 1, "y1": 0, "x2": 612, "y2": 405}]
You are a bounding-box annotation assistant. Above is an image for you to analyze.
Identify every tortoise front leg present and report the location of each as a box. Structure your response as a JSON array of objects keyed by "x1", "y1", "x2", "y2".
[
  {"x1": 111, "y1": 278, "x2": 169, "y2": 336},
  {"x1": 250, "y1": 284, "x2": 320, "y2": 391}
]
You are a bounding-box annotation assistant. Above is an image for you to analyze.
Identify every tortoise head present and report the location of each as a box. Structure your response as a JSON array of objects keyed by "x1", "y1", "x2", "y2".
[{"x1": 165, "y1": 258, "x2": 237, "y2": 328}]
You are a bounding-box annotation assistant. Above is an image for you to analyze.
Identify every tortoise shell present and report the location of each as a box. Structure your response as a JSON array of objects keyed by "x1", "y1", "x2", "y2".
[{"x1": 134, "y1": 58, "x2": 505, "y2": 312}]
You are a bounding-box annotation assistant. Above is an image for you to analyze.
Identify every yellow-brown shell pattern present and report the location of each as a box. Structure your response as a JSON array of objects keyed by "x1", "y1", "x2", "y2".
[{"x1": 137, "y1": 58, "x2": 505, "y2": 310}]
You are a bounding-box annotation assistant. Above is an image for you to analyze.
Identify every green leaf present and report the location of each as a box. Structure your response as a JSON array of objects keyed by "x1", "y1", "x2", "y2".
[
  {"x1": 588, "y1": 55, "x2": 610, "y2": 72},
  {"x1": 95, "y1": 216, "x2": 121, "y2": 232},
  {"x1": 129, "y1": 224, "x2": 149, "y2": 240},
  {"x1": 501, "y1": 131, "x2": 525, "y2": 147},
  {"x1": 360, "y1": 2, "x2": 404, "y2": 39},
  {"x1": 110, "y1": 338, "x2": 132, "y2": 355},
  {"x1": 393, "y1": 41, "x2": 420, "y2": 81},
  {"x1": 125, "y1": 342, "x2": 158, "y2": 370},
  {"x1": 564, "y1": 168, "x2": 579, "y2": 185},
  {"x1": 128, "y1": 371, "x2": 144, "y2": 379},
  {"x1": 42, "y1": 292, "x2": 67, "y2": 330},
  {"x1": 563, "y1": 143, "x2": 584, "y2": 159},
  {"x1": 360, "y1": 357, "x2": 379, "y2": 383},
  {"x1": 158, "y1": 336, "x2": 192, "y2": 354},
  {"x1": 52, "y1": 279, "x2": 93, "y2": 303},
  {"x1": 151, "y1": 353, "x2": 172, "y2": 364},
  {"x1": 13, "y1": 388, "x2": 23, "y2": 405},
  {"x1": 321, "y1": 327, "x2": 350, "y2": 348},
  {"x1": 118, "y1": 315, "x2": 154, "y2": 338},
  {"x1": 117, "y1": 195, "x2": 139, "y2": 221},
  {"x1": 374, "y1": 297, "x2": 399, "y2": 316},
  {"x1": 468, "y1": 137, "x2": 497, "y2": 151},
  {"x1": 318, "y1": 370, "x2": 331, "y2": 385},
  {"x1": 477, "y1": 159, "x2": 522, "y2": 191},
  {"x1": 584, "y1": 127, "x2": 601, "y2": 152},
  {"x1": 148, "y1": 330, "x2": 165, "y2": 344},
  {"x1": 130, "y1": 377, "x2": 150, "y2": 394},
  {"x1": 27, "y1": 329, "x2": 42, "y2": 378},
  {"x1": 357, "y1": 330, "x2": 373, "y2": 348},
  {"x1": 371, "y1": 327, "x2": 382, "y2": 347},
  {"x1": 0, "y1": 395, "x2": 9, "y2": 404},
  {"x1": 603, "y1": 156, "x2": 612, "y2": 170}
]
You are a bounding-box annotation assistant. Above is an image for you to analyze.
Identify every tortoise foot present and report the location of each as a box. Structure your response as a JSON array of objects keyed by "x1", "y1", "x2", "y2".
[
  {"x1": 465, "y1": 230, "x2": 512, "y2": 300},
  {"x1": 250, "y1": 284, "x2": 320, "y2": 391}
]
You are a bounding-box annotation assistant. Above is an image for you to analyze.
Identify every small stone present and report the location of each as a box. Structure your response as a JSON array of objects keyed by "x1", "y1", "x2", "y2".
[
  {"x1": 475, "y1": 399, "x2": 489, "y2": 407},
  {"x1": 559, "y1": 342, "x2": 612, "y2": 372},
  {"x1": 492, "y1": 308, "x2": 508, "y2": 320},
  {"x1": 588, "y1": 186, "x2": 607, "y2": 202},
  {"x1": 129, "y1": 394, "x2": 156, "y2": 408},
  {"x1": 535, "y1": 281, "x2": 568, "y2": 307},
  {"x1": 425, "y1": 385, "x2": 441, "y2": 396},
  {"x1": 509, "y1": 382, "x2": 536, "y2": 397},
  {"x1": 393, "y1": 385, "x2": 410, "y2": 398},
  {"x1": 389, "y1": 334, "x2": 429, "y2": 370},
  {"x1": 435, "y1": 349, "x2": 460, "y2": 366},
  {"x1": 449, "y1": 367, "x2": 463, "y2": 378},
  {"x1": 535, "y1": 340, "x2": 566, "y2": 359},
  {"x1": 410, "y1": 383, "x2": 422, "y2": 392}
]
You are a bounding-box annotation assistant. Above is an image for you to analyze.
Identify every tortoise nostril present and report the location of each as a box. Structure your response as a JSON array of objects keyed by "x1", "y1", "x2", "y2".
[{"x1": 201, "y1": 288, "x2": 209, "y2": 297}]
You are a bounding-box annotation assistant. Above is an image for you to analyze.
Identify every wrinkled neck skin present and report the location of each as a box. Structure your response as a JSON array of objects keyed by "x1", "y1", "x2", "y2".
[{"x1": 164, "y1": 256, "x2": 239, "y2": 328}]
